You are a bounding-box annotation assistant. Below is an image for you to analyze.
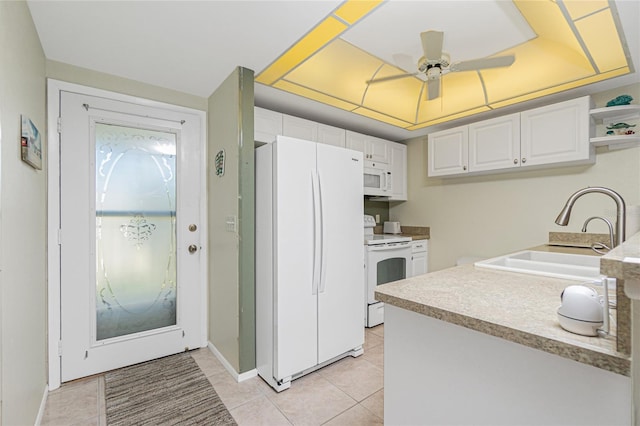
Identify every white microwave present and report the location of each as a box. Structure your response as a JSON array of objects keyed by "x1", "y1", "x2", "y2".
[{"x1": 363, "y1": 165, "x2": 391, "y2": 196}]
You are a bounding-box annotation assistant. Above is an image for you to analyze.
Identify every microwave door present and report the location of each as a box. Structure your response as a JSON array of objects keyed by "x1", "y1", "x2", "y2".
[{"x1": 363, "y1": 169, "x2": 386, "y2": 196}]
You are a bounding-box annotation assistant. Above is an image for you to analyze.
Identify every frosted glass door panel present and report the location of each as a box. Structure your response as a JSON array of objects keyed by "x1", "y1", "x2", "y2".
[{"x1": 95, "y1": 123, "x2": 177, "y2": 340}]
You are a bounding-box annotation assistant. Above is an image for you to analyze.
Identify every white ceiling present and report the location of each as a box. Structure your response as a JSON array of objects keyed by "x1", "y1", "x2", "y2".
[{"x1": 27, "y1": 0, "x2": 640, "y2": 141}]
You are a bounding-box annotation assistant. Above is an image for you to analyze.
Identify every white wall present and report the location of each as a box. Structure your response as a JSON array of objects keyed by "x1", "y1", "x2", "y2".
[
  {"x1": 391, "y1": 84, "x2": 640, "y2": 272},
  {"x1": 0, "y1": 2, "x2": 47, "y2": 424}
]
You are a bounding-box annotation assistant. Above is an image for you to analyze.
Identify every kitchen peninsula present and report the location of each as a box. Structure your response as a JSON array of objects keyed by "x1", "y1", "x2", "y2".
[{"x1": 376, "y1": 239, "x2": 635, "y2": 425}]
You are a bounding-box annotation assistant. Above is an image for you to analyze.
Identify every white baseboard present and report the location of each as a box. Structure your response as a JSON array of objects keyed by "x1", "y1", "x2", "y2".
[
  {"x1": 207, "y1": 342, "x2": 257, "y2": 383},
  {"x1": 34, "y1": 384, "x2": 48, "y2": 426}
]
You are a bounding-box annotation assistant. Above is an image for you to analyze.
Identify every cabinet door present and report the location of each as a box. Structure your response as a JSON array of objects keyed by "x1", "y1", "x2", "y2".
[
  {"x1": 368, "y1": 136, "x2": 390, "y2": 164},
  {"x1": 410, "y1": 241, "x2": 428, "y2": 276},
  {"x1": 318, "y1": 123, "x2": 346, "y2": 147},
  {"x1": 428, "y1": 126, "x2": 468, "y2": 176},
  {"x1": 346, "y1": 130, "x2": 366, "y2": 152},
  {"x1": 254, "y1": 107, "x2": 282, "y2": 144},
  {"x1": 388, "y1": 142, "x2": 407, "y2": 201},
  {"x1": 282, "y1": 114, "x2": 318, "y2": 142},
  {"x1": 411, "y1": 252, "x2": 428, "y2": 277},
  {"x1": 346, "y1": 131, "x2": 389, "y2": 164},
  {"x1": 520, "y1": 96, "x2": 593, "y2": 167},
  {"x1": 469, "y1": 113, "x2": 520, "y2": 172}
]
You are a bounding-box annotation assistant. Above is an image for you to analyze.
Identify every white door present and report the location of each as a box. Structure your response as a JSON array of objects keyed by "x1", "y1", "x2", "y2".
[
  {"x1": 59, "y1": 91, "x2": 204, "y2": 382},
  {"x1": 273, "y1": 137, "x2": 318, "y2": 379},
  {"x1": 316, "y1": 144, "x2": 364, "y2": 363}
]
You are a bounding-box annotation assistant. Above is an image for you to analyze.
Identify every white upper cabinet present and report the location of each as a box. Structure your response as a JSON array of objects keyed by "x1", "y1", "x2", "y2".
[
  {"x1": 282, "y1": 115, "x2": 318, "y2": 142},
  {"x1": 468, "y1": 113, "x2": 520, "y2": 172},
  {"x1": 520, "y1": 96, "x2": 593, "y2": 167},
  {"x1": 428, "y1": 126, "x2": 469, "y2": 176},
  {"x1": 255, "y1": 107, "x2": 282, "y2": 144},
  {"x1": 428, "y1": 96, "x2": 594, "y2": 177},
  {"x1": 346, "y1": 131, "x2": 390, "y2": 164},
  {"x1": 255, "y1": 108, "x2": 407, "y2": 201},
  {"x1": 388, "y1": 142, "x2": 407, "y2": 201},
  {"x1": 282, "y1": 115, "x2": 346, "y2": 147},
  {"x1": 317, "y1": 123, "x2": 346, "y2": 147}
]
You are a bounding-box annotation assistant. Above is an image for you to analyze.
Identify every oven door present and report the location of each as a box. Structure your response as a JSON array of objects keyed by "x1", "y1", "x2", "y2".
[{"x1": 365, "y1": 242, "x2": 412, "y2": 304}]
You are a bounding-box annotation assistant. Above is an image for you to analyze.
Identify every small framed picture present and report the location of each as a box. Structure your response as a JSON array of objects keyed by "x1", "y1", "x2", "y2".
[{"x1": 21, "y1": 115, "x2": 42, "y2": 170}]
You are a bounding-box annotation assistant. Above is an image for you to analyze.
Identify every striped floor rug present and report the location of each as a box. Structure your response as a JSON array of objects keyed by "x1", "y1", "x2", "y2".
[{"x1": 105, "y1": 352, "x2": 237, "y2": 425}]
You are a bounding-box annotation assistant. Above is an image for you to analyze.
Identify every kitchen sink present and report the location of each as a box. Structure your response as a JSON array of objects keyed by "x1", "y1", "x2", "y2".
[{"x1": 474, "y1": 250, "x2": 602, "y2": 282}]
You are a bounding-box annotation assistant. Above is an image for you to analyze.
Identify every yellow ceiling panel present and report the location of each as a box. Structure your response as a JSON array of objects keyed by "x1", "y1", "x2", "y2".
[
  {"x1": 352, "y1": 107, "x2": 414, "y2": 128},
  {"x1": 362, "y1": 65, "x2": 423, "y2": 123},
  {"x1": 273, "y1": 80, "x2": 359, "y2": 111},
  {"x1": 515, "y1": 0, "x2": 583, "y2": 53},
  {"x1": 563, "y1": 0, "x2": 609, "y2": 20},
  {"x1": 256, "y1": 16, "x2": 347, "y2": 85},
  {"x1": 284, "y1": 39, "x2": 384, "y2": 105},
  {"x1": 256, "y1": 0, "x2": 633, "y2": 131},
  {"x1": 334, "y1": 0, "x2": 384, "y2": 25},
  {"x1": 415, "y1": 72, "x2": 487, "y2": 123},
  {"x1": 575, "y1": 9, "x2": 628, "y2": 72},
  {"x1": 489, "y1": 66, "x2": 629, "y2": 109},
  {"x1": 483, "y1": 38, "x2": 594, "y2": 102}
]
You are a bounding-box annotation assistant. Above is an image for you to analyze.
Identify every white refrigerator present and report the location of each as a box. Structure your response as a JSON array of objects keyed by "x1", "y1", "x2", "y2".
[{"x1": 256, "y1": 135, "x2": 364, "y2": 392}]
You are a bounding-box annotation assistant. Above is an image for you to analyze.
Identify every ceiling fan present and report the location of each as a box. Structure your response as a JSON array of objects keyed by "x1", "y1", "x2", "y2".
[{"x1": 366, "y1": 30, "x2": 516, "y2": 100}]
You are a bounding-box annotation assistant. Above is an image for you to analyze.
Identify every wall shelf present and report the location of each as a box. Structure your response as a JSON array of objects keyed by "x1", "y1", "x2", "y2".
[
  {"x1": 590, "y1": 134, "x2": 640, "y2": 147},
  {"x1": 590, "y1": 104, "x2": 639, "y2": 149},
  {"x1": 590, "y1": 104, "x2": 640, "y2": 122}
]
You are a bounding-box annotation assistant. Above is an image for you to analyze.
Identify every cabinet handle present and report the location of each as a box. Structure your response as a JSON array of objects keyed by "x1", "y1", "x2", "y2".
[
  {"x1": 463, "y1": 165, "x2": 467, "y2": 171},
  {"x1": 521, "y1": 158, "x2": 527, "y2": 164},
  {"x1": 513, "y1": 159, "x2": 518, "y2": 164}
]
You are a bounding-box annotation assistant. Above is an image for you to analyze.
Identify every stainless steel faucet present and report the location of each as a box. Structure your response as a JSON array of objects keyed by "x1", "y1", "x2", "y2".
[
  {"x1": 555, "y1": 187, "x2": 626, "y2": 247},
  {"x1": 582, "y1": 216, "x2": 614, "y2": 254}
]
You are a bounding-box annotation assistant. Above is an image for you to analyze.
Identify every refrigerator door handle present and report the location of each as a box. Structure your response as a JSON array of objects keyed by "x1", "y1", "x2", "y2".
[
  {"x1": 318, "y1": 172, "x2": 328, "y2": 293},
  {"x1": 311, "y1": 170, "x2": 321, "y2": 295}
]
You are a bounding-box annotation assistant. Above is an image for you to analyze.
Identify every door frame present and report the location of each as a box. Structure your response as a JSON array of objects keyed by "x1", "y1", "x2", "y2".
[{"x1": 46, "y1": 79, "x2": 208, "y2": 390}]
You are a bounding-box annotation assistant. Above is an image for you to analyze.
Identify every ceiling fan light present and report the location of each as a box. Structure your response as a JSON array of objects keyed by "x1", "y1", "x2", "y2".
[{"x1": 426, "y1": 66, "x2": 441, "y2": 80}]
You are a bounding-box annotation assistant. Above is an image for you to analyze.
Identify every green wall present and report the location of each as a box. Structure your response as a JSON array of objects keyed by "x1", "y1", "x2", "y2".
[{"x1": 207, "y1": 67, "x2": 255, "y2": 373}]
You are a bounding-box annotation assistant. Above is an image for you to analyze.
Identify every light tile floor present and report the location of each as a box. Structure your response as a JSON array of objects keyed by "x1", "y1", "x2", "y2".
[{"x1": 40, "y1": 325, "x2": 384, "y2": 425}]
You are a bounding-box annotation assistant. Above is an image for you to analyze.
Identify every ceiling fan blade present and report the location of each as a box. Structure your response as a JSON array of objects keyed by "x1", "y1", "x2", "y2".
[
  {"x1": 450, "y1": 54, "x2": 515, "y2": 72},
  {"x1": 366, "y1": 72, "x2": 419, "y2": 84},
  {"x1": 426, "y1": 78, "x2": 440, "y2": 100},
  {"x1": 420, "y1": 30, "x2": 443, "y2": 62}
]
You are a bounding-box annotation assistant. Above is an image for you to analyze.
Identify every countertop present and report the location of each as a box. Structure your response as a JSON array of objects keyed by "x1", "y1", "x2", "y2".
[
  {"x1": 601, "y1": 232, "x2": 640, "y2": 298},
  {"x1": 375, "y1": 246, "x2": 631, "y2": 376},
  {"x1": 374, "y1": 225, "x2": 430, "y2": 240}
]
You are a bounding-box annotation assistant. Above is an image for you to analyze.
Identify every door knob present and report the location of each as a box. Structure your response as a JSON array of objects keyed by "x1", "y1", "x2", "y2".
[
  {"x1": 188, "y1": 244, "x2": 198, "y2": 254},
  {"x1": 188, "y1": 224, "x2": 197, "y2": 232}
]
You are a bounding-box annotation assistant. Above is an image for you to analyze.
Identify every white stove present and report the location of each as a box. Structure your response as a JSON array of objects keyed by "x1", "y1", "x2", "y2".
[
  {"x1": 365, "y1": 234, "x2": 412, "y2": 245},
  {"x1": 363, "y1": 215, "x2": 411, "y2": 245},
  {"x1": 363, "y1": 215, "x2": 412, "y2": 327}
]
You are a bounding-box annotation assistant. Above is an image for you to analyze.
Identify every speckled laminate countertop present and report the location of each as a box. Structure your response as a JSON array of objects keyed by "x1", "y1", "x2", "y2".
[
  {"x1": 601, "y1": 232, "x2": 640, "y2": 298},
  {"x1": 375, "y1": 251, "x2": 630, "y2": 376}
]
